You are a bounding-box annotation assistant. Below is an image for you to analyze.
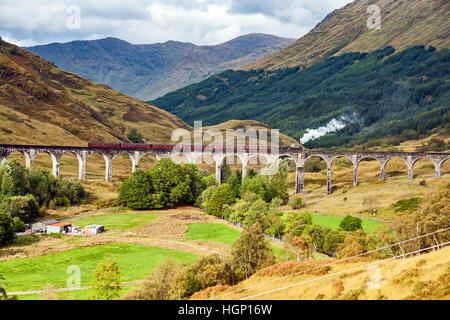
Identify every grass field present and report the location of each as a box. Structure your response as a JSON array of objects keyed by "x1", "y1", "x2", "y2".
[
  {"x1": 0, "y1": 243, "x2": 198, "y2": 292},
  {"x1": 185, "y1": 223, "x2": 287, "y2": 258},
  {"x1": 72, "y1": 212, "x2": 159, "y2": 230},
  {"x1": 185, "y1": 223, "x2": 241, "y2": 245},
  {"x1": 311, "y1": 214, "x2": 382, "y2": 233},
  {"x1": 17, "y1": 284, "x2": 140, "y2": 300}
]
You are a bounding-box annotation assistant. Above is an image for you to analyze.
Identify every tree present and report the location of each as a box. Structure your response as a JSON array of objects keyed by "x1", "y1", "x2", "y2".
[
  {"x1": 91, "y1": 258, "x2": 122, "y2": 300},
  {"x1": 339, "y1": 215, "x2": 363, "y2": 231},
  {"x1": 0, "y1": 159, "x2": 26, "y2": 199},
  {"x1": 337, "y1": 233, "x2": 367, "y2": 258},
  {"x1": 232, "y1": 222, "x2": 274, "y2": 279},
  {"x1": 283, "y1": 212, "x2": 313, "y2": 234},
  {"x1": 125, "y1": 259, "x2": 178, "y2": 300},
  {"x1": 267, "y1": 167, "x2": 289, "y2": 204},
  {"x1": 0, "y1": 211, "x2": 15, "y2": 246},
  {"x1": 363, "y1": 196, "x2": 379, "y2": 215},
  {"x1": 119, "y1": 159, "x2": 206, "y2": 210},
  {"x1": 206, "y1": 184, "x2": 236, "y2": 217},
  {"x1": 199, "y1": 185, "x2": 217, "y2": 210},
  {"x1": 226, "y1": 171, "x2": 242, "y2": 198},
  {"x1": 243, "y1": 199, "x2": 270, "y2": 229},
  {"x1": 220, "y1": 164, "x2": 232, "y2": 183},
  {"x1": 12, "y1": 217, "x2": 25, "y2": 233},
  {"x1": 118, "y1": 170, "x2": 154, "y2": 209},
  {"x1": 301, "y1": 225, "x2": 332, "y2": 253},
  {"x1": 228, "y1": 192, "x2": 258, "y2": 224},
  {"x1": 285, "y1": 233, "x2": 314, "y2": 263},
  {"x1": 7, "y1": 194, "x2": 40, "y2": 223},
  {"x1": 415, "y1": 181, "x2": 450, "y2": 247},
  {"x1": 239, "y1": 175, "x2": 270, "y2": 201},
  {"x1": 180, "y1": 164, "x2": 206, "y2": 204}
]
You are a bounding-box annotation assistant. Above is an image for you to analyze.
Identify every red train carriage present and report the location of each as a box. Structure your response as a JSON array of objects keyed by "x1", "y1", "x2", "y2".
[{"x1": 88, "y1": 142, "x2": 300, "y2": 152}]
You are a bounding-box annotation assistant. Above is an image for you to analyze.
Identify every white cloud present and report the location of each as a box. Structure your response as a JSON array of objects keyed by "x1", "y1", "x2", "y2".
[{"x1": 0, "y1": 0, "x2": 353, "y2": 46}]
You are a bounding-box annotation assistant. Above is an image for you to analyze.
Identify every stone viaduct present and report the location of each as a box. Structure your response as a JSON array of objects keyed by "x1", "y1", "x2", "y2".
[{"x1": 0, "y1": 144, "x2": 448, "y2": 195}]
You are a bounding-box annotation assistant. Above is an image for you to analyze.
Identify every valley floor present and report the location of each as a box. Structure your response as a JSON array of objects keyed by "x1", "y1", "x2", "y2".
[{"x1": 1, "y1": 150, "x2": 449, "y2": 300}]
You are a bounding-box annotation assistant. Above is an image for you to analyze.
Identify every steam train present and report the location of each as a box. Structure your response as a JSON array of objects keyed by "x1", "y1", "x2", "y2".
[{"x1": 88, "y1": 142, "x2": 302, "y2": 152}]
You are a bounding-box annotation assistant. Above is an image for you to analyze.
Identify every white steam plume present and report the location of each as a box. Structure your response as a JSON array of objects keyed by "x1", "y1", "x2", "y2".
[{"x1": 300, "y1": 118, "x2": 346, "y2": 144}]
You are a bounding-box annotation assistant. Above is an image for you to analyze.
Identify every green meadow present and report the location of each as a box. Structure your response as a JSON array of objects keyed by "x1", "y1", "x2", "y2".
[
  {"x1": 311, "y1": 214, "x2": 382, "y2": 233},
  {"x1": 71, "y1": 212, "x2": 158, "y2": 230},
  {"x1": 185, "y1": 223, "x2": 241, "y2": 245},
  {"x1": 0, "y1": 243, "x2": 198, "y2": 292}
]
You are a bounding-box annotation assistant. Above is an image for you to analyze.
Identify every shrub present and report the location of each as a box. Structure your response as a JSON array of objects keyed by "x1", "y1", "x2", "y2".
[
  {"x1": 53, "y1": 195, "x2": 70, "y2": 207},
  {"x1": 124, "y1": 259, "x2": 178, "y2": 300},
  {"x1": 203, "y1": 175, "x2": 217, "y2": 187},
  {"x1": 48, "y1": 200, "x2": 56, "y2": 210},
  {"x1": 339, "y1": 215, "x2": 363, "y2": 231},
  {"x1": 292, "y1": 195, "x2": 304, "y2": 209},
  {"x1": 127, "y1": 128, "x2": 143, "y2": 143},
  {"x1": 391, "y1": 197, "x2": 421, "y2": 212},
  {"x1": 305, "y1": 158, "x2": 327, "y2": 172},
  {"x1": 323, "y1": 230, "x2": 347, "y2": 256}
]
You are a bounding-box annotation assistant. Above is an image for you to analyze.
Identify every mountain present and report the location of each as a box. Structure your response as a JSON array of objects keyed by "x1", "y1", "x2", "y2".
[
  {"x1": 0, "y1": 39, "x2": 298, "y2": 148},
  {"x1": 25, "y1": 34, "x2": 295, "y2": 101},
  {"x1": 151, "y1": 46, "x2": 450, "y2": 148},
  {"x1": 0, "y1": 38, "x2": 190, "y2": 146},
  {"x1": 243, "y1": 0, "x2": 450, "y2": 71}
]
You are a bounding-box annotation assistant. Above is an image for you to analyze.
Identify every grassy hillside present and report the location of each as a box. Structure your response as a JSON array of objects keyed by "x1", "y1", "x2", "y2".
[
  {"x1": 243, "y1": 0, "x2": 450, "y2": 71},
  {"x1": 26, "y1": 34, "x2": 295, "y2": 101},
  {"x1": 205, "y1": 120, "x2": 301, "y2": 147},
  {"x1": 0, "y1": 39, "x2": 191, "y2": 146},
  {"x1": 151, "y1": 46, "x2": 450, "y2": 148},
  {"x1": 196, "y1": 245, "x2": 450, "y2": 300}
]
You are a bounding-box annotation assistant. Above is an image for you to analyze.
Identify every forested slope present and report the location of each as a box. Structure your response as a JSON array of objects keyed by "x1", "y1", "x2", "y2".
[{"x1": 151, "y1": 46, "x2": 450, "y2": 148}]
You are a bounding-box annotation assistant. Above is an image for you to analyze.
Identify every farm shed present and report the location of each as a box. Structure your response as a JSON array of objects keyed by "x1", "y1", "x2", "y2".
[
  {"x1": 31, "y1": 220, "x2": 58, "y2": 233},
  {"x1": 47, "y1": 222, "x2": 72, "y2": 234}
]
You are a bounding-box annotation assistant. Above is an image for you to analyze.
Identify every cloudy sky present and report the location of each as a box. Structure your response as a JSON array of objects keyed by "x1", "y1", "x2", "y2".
[{"x1": 0, "y1": 0, "x2": 353, "y2": 46}]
